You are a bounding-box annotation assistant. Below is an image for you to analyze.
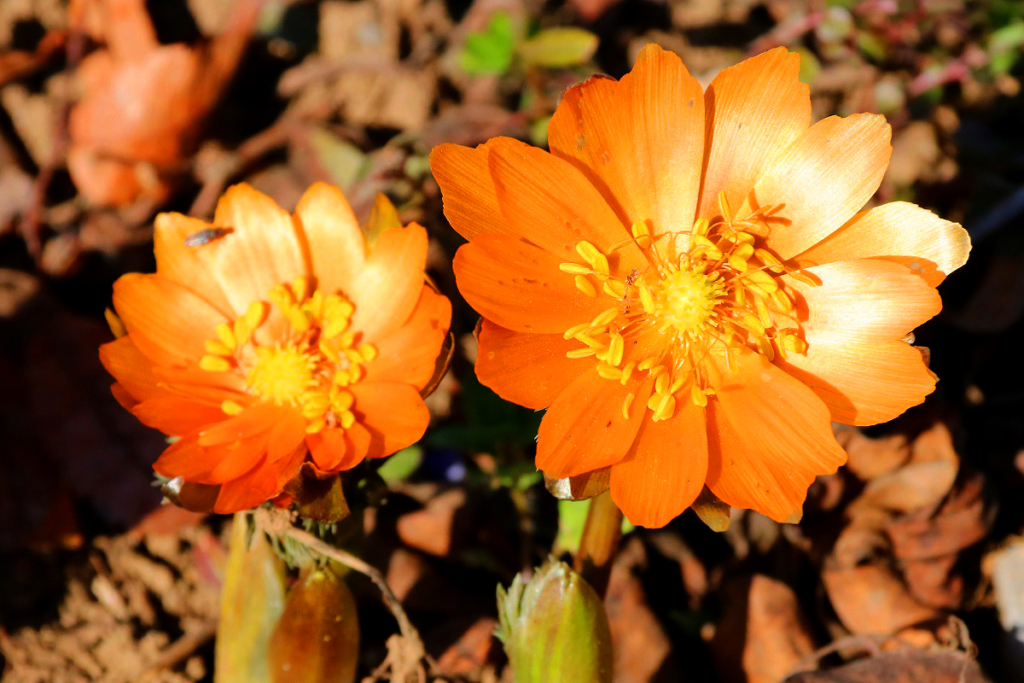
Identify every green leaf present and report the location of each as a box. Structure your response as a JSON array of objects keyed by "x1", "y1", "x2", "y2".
[
  {"x1": 556, "y1": 500, "x2": 590, "y2": 555},
  {"x1": 363, "y1": 193, "x2": 403, "y2": 248},
  {"x1": 377, "y1": 446, "x2": 423, "y2": 483},
  {"x1": 556, "y1": 499, "x2": 635, "y2": 555},
  {"x1": 856, "y1": 31, "x2": 887, "y2": 62},
  {"x1": 794, "y1": 47, "x2": 821, "y2": 85},
  {"x1": 518, "y1": 28, "x2": 598, "y2": 68},
  {"x1": 426, "y1": 376, "x2": 542, "y2": 452},
  {"x1": 307, "y1": 127, "x2": 368, "y2": 190},
  {"x1": 460, "y1": 12, "x2": 517, "y2": 76},
  {"x1": 529, "y1": 116, "x2": 551, "y2": 147},
  {"x1": 988, "y1": 20, "x2": 1024, "y2": 75},
  {"x1": 215, "y1": 515, "x2": 287, "y2": 683}
]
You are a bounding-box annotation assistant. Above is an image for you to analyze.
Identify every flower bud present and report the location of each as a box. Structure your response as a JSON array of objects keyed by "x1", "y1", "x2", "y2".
[{"x1": 497, "y1": 559, "x2": 613, "y2": 683}]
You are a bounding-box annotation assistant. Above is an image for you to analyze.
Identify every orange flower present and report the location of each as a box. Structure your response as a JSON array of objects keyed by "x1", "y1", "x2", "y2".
[
  {"x1": 100, "y1": 183, "x2": 451, "y2": 513},
  {"x1": 431, "y1": 46, "x2": 970, "y2": 527}
]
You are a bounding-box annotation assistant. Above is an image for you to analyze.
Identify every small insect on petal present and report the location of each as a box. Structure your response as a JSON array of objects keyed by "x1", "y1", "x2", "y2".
[{"x1": 184, "y1": 227, "x2": 233, "y2": 247}]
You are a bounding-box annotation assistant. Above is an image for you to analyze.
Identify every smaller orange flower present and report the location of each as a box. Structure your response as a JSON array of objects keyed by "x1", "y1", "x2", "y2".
[{"x1": 100, "y1": 183, "x2": 451, "y2": 513}]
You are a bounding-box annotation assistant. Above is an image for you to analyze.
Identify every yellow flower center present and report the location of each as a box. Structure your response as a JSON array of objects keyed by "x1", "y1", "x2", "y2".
[
  {"x1": 246, "y1": 346, "x2": 316, "y2": 404},
  {"x1": 559, "y1": 192, "x2": 814, "y2": 424},
  {"x1": 650, "y1": 267, "x2": 722, "y2": 335},
  {"x1": 197, "y1": 276, "x2": 378, "y2": 434}
]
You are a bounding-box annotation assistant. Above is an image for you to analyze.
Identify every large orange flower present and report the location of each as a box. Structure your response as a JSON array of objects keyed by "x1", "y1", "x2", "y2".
[
  {"x1": 100, "y1": 183, "x2": 451, "y2": 513},
  {"x1": 431, "y1": 45, "x2": 970, "y2": 527}
]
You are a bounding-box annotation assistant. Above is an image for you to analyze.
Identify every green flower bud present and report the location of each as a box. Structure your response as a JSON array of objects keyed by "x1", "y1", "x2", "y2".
[{"x1": 496, "y1": 559, "x2": 613, "y2": 683}]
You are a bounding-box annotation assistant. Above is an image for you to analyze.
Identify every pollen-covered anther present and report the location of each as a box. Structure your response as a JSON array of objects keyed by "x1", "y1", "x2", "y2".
[
  {"x1": 575, "y1": 275, "x2": 597, "y2": 297},
  {"x1": 198, "y1": 280, "x2": 377, "y2": 431},
  {"x1": 559, "y1": 205, "x2": 813, "y2": 424},
  {"x1": 575, "y1": 241, "x2": 611, "y2": 280},
  {"x1": 630, "y1": 220, "x2": 653, "y2": 249}
]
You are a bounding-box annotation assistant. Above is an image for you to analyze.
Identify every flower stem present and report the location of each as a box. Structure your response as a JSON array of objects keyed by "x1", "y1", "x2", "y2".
[{"x1": 573, "y1": 491, "x2": 622, "y2": 597}]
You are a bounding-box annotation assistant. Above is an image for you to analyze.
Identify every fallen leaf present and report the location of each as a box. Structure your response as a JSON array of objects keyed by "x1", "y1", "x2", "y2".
[
  {"x1": 711, "y1": 575, "x2": 818, "y2": 683},
  {"x1": 605, "y1": 538, "x2": 679, "y2": 682},
  {"x1": 822, "y1": 564, "x2": 942, "y2": 635},
  {"x1": 835, "y1": 426, "x2": 910, "y2": 482},
  {"x1": 434, "y1": 617, "x2": 499, "y2": 676},
  {"x1": 783, "y1": 648, "x2": 986, "y2": 682},
  {"x1": 0, "y1": 29, "x2": 66, "y2": 88},
  {"x1": 849, "y1": 460, "x2": 958, "y2": 516},
  {"x1": 396, "y1": 488, "x2": 466, "y2": 557},
  {"x1": 67, "y1": 0, "x2": 258, "y2": 206}
]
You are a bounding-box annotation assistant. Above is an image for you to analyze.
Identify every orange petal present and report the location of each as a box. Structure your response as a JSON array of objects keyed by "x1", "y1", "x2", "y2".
[
  {"x1": 293, "y1": 182, "x2": 366, "y2": 295},
  {"x1": 535, "y1": 368, "x2": 653, "y2": 479},
  {"x1": 153, "y1": 436, "x2": 215, "y2": 481},
  {"x1": 363, "y1": 285, "x2": 451, "y2": 390},
  {"x1": 152, "y1": 365, "x2": 248, "y2": 402},
  {"x1": 747, "y1": 114, "x2": 892, "y2": 260},
  {"x1": 111, "y1": 383, "x2": 138, "y2": 410},
  {"x1": 777, "y1": 339, "x2": 935, "y2": 426},
  {"x1": 453, "y1": 235, "x2": 611, "y2": 334},
  {"x1": 102, "y1": 338, "x2": 247, "y2": 410},
  {"x1": 100, "y1": 337, "x2": 167, "y2": 402},
  {"x1": 268, "y1": 408, "x2": 308, "y2": 462},
  {"x1": 198, "y1": 401, "x2": 281, "y2": 447},
  {"x1": 153, "y1": 212, "x2": 234, "y2": 314},
  {"x1": 430, "y1": 141, "x2": 512, "y2": 241},
  {"x1": 705, "y1": 348, "x2": 847, "y2": 522},
  {"x1": 308, "y1": 424, "x2": 368, "y2": 472},
  {"x1": 347, "y1": 223, "x2": 428, "y2": 342},
  {"x1": 307, "y1": 428, "x2": 347, "y2": 471},
  {"x1": 548, "y1": 44, "x2": 705, "y2": 235},
  {"x1": 699, "y1": 48, "x2": 810, "y2": 219},
  {"x1": 784, "y1": 259, "x2": 941, "y2": 345},
  {"x1": 794, "y1": 202, "x2": 971, "y2": 286},
  {"x1": 343, "y1": 422, "x2": 373, "y2": 466},
  {"x1": 487, "y1": 137, "x2": 647, "y2": 271},
  {"x1": 206, "y1": 434, "x2": 270, "y2": 484},
  {"x1": 351, "y1": 382, "x2": 430, "y2": 458},
  {"x1": 112, "y1": 273, "x2": 227, "y2": 367},
  {"x1": 610, "y1": 397, "x2": 708, "y2": 528},
  {"x1": 211, "y1": 183, "x2": 307, "y2": 317},
  {"x1": 476, "y1": 320, "x2": 586, "y2": 410},
  {"x1": 274, "y1": 446, "x2": 306, "y2": 490},
  {"x1": 132, "y1": 397, "x2": 226, "y2": 436},
  {"x1": 214, "y1": 456, "x2": 281, "y2": 513}
]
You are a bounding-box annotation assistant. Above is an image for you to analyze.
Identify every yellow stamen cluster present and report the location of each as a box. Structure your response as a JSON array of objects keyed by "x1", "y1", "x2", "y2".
[
  {"x1": 559, "y1": 192, "x2": 816, "y2": 424},
  {"x1": 199, "y1": 276, "x2": 378, "y2": 434}
]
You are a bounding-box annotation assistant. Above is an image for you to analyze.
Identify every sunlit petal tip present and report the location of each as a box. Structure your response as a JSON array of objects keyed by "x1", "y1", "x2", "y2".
[
  {"x1": 633, "y1": 42, "x2": 678, "y2": 66},
  {"x1": 795, "y1": 202, "x2": 972, "y2": 285},
  {"x1": 430, "y1": 140, "x2": 511, "y2": 241},
  {"x1": 294, "y1": 181, "x2": 366, "y2": 294}
]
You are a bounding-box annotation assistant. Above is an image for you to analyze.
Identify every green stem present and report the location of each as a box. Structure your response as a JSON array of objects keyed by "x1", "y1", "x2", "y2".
[{"x1": 573, "y1": 491, "x2": 622, "y2": 597}]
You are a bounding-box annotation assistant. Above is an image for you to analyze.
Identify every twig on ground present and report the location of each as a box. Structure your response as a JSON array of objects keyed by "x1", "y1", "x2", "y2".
[
  {"x1": 138, "y1": 619, "x2": 218, "y2": 683},
  {"x1": 19, "y1": 29, "x2": 86, "y2": 258},
  {"x1": 188, "y1": 105, "x2": 331, "y2": 218}
]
